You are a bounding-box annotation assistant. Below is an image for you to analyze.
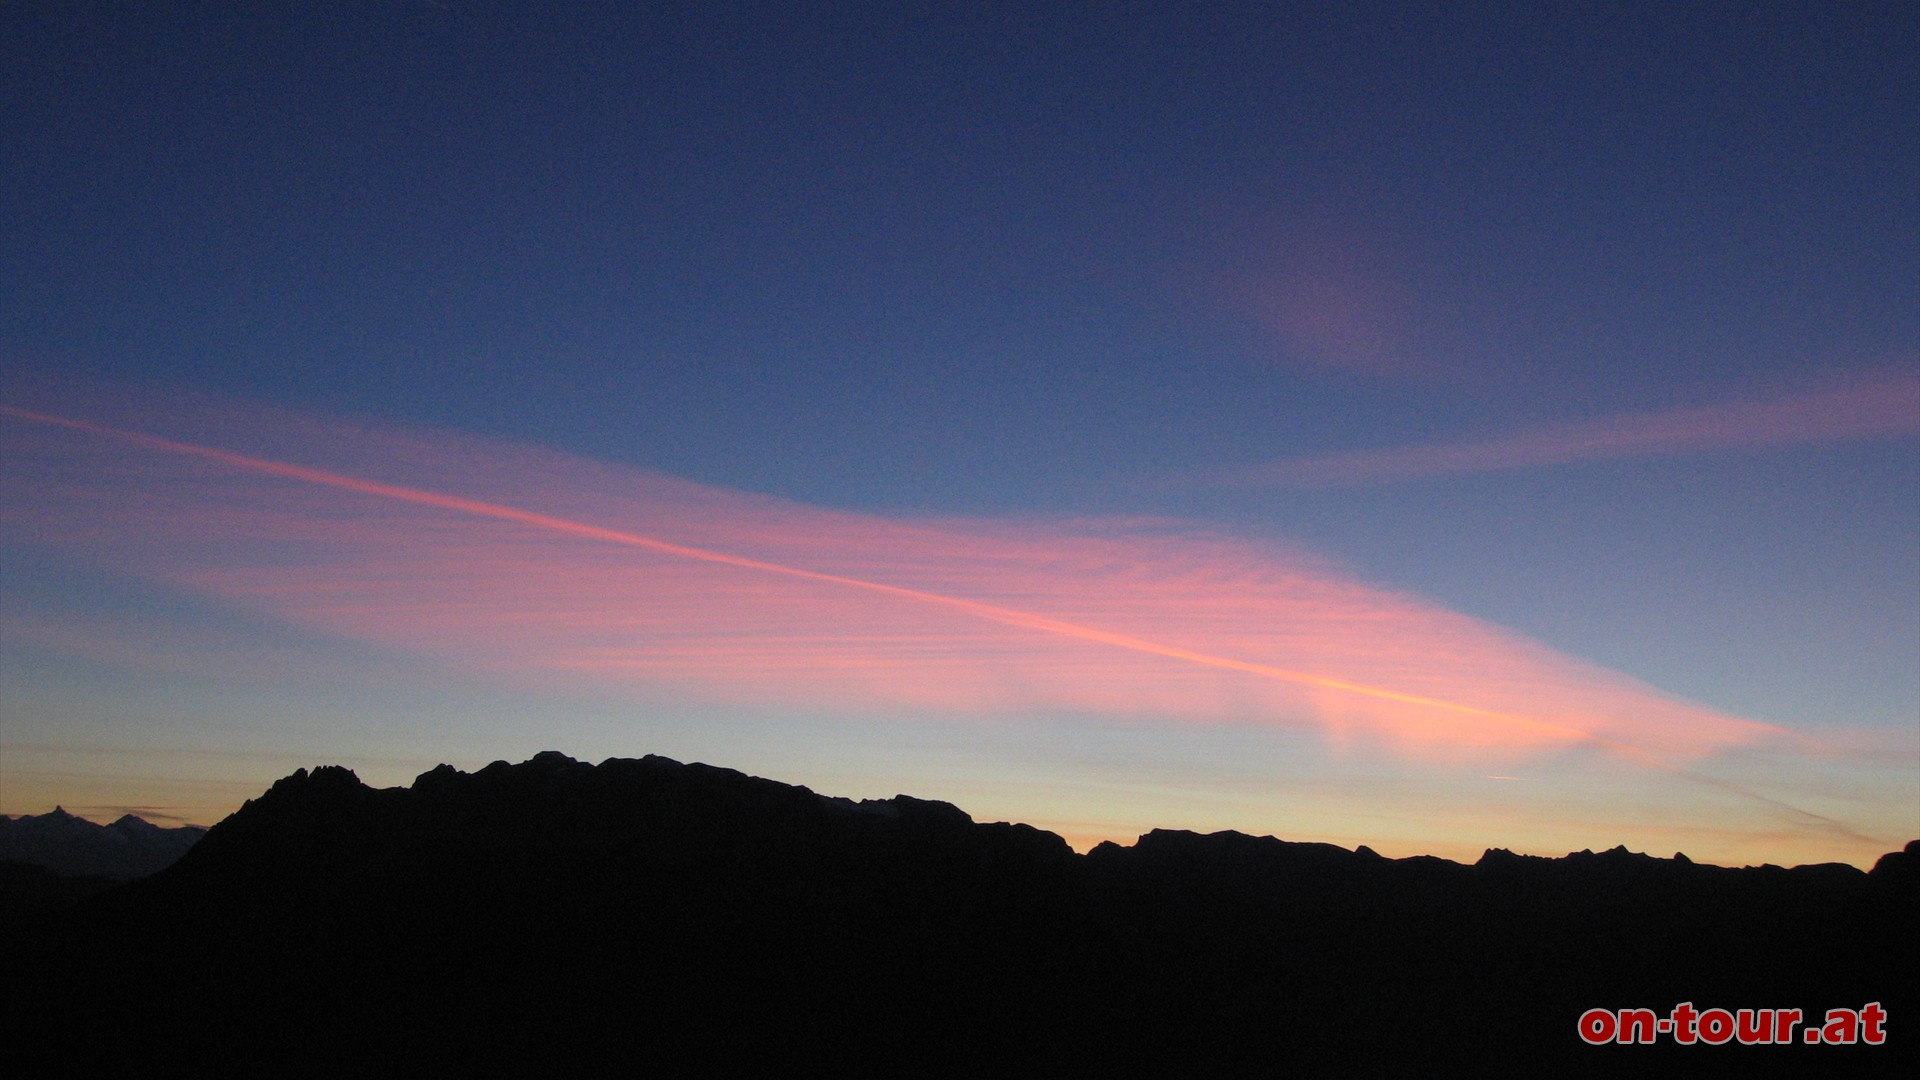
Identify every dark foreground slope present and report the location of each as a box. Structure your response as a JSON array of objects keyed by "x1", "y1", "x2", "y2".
[{"x1": 5, "y1": 752, "x2": 1913, "y2": 1077}]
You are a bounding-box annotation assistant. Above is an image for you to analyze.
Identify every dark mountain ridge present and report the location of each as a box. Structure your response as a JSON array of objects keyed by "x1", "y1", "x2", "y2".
[{"x1": 6, "y1": 752, "x2": 1912, "y2": 1076}]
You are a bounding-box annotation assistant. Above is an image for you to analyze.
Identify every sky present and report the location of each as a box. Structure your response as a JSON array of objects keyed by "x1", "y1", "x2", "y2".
[{"x1": 2, "y1": 2, "x2": 1915, "y2": 868}]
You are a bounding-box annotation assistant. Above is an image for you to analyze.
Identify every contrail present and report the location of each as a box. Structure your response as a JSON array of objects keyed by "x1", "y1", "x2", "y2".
[
  {"x1": 4, "y1": 405, "x2": 1586, "y2": 740},
  {"x1": 2, "y1": 404, "x2": 1872, "y2": 842}
]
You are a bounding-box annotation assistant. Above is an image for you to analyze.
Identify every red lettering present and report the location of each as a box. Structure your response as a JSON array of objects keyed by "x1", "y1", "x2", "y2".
[
  {"x1": 1698, "y1": 1008, "x2": 1734, "y2": 1044},
  {"x1": 1670, "y1": 1002, "x2": 1698, "y2": 1044},
  {"x1": 1576, "y1": 1003, "x2": 1882, "y2": 1048},
  {"x1": 1578, "y1": 1009, "x2": 1616, "y2": 1044},
  {"x1": 1861, "y1": 1002, "x2": 1887, "y2": 1045},
  {"x1": 1619, "y1": 1008, "x2": 1657, "y2": 1044},
  {"x1": 1821, "y1": 1008, "x2": 1859, "y2": 1045}
]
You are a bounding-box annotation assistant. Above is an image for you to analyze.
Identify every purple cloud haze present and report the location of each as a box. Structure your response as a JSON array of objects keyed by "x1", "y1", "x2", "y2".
[{"x1": 1209, "y1": 367, "x2": 1919, "y2": 488}]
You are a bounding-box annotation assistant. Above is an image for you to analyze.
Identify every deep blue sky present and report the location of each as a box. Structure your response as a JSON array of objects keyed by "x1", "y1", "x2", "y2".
[
  {"x1": 3, "y1": 2, "x2": 1915, "y2": 861},
  {"x1": 9, "y1": 3, "x2": 1912, "y2": 495}
]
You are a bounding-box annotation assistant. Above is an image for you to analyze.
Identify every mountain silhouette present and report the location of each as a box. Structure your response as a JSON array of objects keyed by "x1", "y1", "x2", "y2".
[
  {"x1": 0, "y1": 807, "x2": 207, "y2": 921},
  {"x1": 4, "y1": 752, "x2": 1911, "y2": 1076},
  {"x1": 0, "y1": 807, "x2": 206, "y2": 880}
]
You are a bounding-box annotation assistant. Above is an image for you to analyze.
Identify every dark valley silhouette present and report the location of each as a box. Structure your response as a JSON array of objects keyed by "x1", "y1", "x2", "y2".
[{"x1": 5, "y1": 751, "x2": 1912, "y2": 1076}]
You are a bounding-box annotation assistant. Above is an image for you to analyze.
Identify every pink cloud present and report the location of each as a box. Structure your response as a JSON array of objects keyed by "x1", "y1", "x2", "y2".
[
  {"x1": 1, "y1": 396, "x2": 1793, "y2": 779},
  {"x1": 1212, "y1": 211, "x2": 1474, "y2": 382},
  {"x1": 1210, "y1": 366, "x2": 1920, "y2": 488}
]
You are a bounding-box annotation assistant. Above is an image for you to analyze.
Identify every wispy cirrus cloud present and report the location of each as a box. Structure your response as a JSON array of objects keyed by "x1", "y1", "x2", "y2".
[
  {"x1": 2, "y1": 394, "x2": 1791, "y2": 776},
  {"x1": 1205, "y1": 366, "x2": 1919, "y2": 489}
]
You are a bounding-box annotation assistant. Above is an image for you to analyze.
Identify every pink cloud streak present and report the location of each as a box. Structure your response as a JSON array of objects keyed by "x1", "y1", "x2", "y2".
[
  {"x1": 1212, "y1": 367, "x2": 1919, "y2": 488},
  {"x1": 2, "y1": 395, "x2": 1823, "y2": 812},
  {"x1": 7, "y1": 404, "x2": 1596, "y2": 746}
]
